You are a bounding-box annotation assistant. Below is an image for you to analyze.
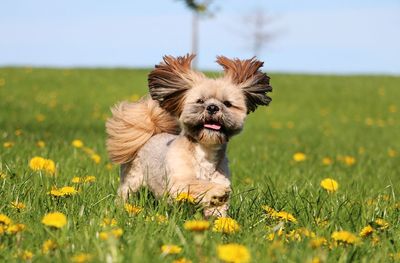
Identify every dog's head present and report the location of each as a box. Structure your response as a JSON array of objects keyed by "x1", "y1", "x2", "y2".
[{"x1": 148, "y1": 54, "x2": 272, "y2": 145}]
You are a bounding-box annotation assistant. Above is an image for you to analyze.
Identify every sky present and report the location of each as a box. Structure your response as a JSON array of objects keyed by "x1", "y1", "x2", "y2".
[{"x1": 1, "y1": 0, "x2": 399, "y2": 74}]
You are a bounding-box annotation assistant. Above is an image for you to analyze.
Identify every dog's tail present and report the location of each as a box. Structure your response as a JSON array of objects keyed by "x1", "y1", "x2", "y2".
[{"x1": 106, "y1": 96, "x2": 180, "y2": 164}]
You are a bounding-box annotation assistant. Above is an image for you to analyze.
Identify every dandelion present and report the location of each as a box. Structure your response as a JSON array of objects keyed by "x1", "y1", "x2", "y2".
[
  {"x1": 262, "y1": 206, "x2": 297, "y2": 223},
  {"x1": 41, "y1": 212, "x2": 67, "y2": 229},
  {"x1": 42, "y1": 239, "x2": 57, "y2": 254},
  {"x1": 72, "y1": 139, "x2": 84, "y2": 148},
  {"x1": 359, "y1": 225, "x2": 374, "y2": 237},
  {"x1": 374, "y1": 218, "x2": 389, "y2": 230},
  {"x1": 91, "y1": 154, "x2": 101, "y2": 164},
  {"x1": 106, "y1": 163, "x2": 113, "y2": 170},
  {"x1": 35, "y1": 114, "x2": 46, "y2": 122},
  {"x1": 161, "y1": 245, "x2": 182, "y2": 255},
  {"x1": 19, "y1": 250, "x2": 33, "y2": 261},
  {"x1": 15, "y1": 129, "x2": 23, "y2": 136},
  {"x1": 0, "y1": 172, "x2": 6, "y2": 179},
  {"x1": 71, "y1": 253, "x2": 93, "y2": 263},
  {"x1": 3, "y1": 141, "x2": 14, "y2": 148},
  {"x1": 72, "y1": 176, "x2": 96, "y2": 183},
  {"x1": 389, "y1": 105, "x2": 397, "y2": 113},
  {"x1": 217, "y1": 243, "x2": 250, "y2": 263},
  {"x1": 124, "y1": 204, "x2": 142, "y2": 215},
  {"x1": 0, "y1": 78, "x2": 5, "y2": 86},
  {"x1": 184, "y1": 220, "x2": 210, "y2": 232},
  {"x1": 293, "y1": 152, "x2": 306, "y2": 162},
  {"x1": 320, "y1": 178, "x2": 339, "y2": 193},
  {"x1": 173, "y1": 258, "x2": 192, "y2": 263},
  {"x1": 388, "y1": 149, "x2": 397, "y2": 157},
  {"x1": 48, "y1": 186, "x2": 78, "y2": 197},
  {"x1": 309, "y1": 237, "x2": 328, "y2": 248},
  {"x1": 0, "y1": 214, "x2": 12, "y2": 225},
  {"x1": 36, "y1": 140, "x2": 46, "y2": 148},
  {"x1": 343, "y1": 156, "x2": 356, "y2": 166},
  {"x1": 175, "y1": 192, "x2": 195, "y2": 203},
  {"x1": 11, "y1": 201, "x2": 26, "y2": 210},
  {"x1": 322, "y1": 157, "x2": 333, "y2": 165},
  {"x1": 100, "y1": 218, "x2": 117, "y2": 227},
  {"x1": 213, "y1": 217, "x2": 240, "y2": 234},
  {"x1": 99, "y1": 228, "x2": 123, "y2": 240},
  {"x1": 6, "y1": 223, "x2": 26, "y2": 234},
  {"x1": 29, "y1": 156, "x2": 56, "y2": 174},
  {"x1": 331, "y1": 230, "x2": 359, "y2": 245}
]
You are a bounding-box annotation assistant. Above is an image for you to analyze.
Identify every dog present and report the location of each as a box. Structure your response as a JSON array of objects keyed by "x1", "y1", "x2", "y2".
[{"x1": 106, "y1": 54, "x2": 272, "y2": 217}]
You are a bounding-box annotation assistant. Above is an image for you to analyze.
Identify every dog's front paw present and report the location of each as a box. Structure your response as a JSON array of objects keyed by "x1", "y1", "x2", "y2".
[{"x1": 201, "y1": 185, "x2": 231, "y2": 207}]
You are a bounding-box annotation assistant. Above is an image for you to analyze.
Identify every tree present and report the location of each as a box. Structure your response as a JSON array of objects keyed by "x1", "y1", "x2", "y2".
[{"x1": 178, "y1": 0, "x2": 215, "y2": 68}]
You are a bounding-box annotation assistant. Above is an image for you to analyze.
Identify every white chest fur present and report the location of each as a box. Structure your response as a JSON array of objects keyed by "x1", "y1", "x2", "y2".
[{"x1": 193, "y1": 144, "x2": 221, "y2": 180}]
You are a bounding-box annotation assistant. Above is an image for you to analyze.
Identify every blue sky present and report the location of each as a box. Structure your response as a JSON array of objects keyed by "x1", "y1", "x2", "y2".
[{"x1": 1, "y1": 0, "x2": 399, "y2": 74}]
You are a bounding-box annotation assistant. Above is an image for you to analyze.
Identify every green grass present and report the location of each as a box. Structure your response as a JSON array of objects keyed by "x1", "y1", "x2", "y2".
[{"x1": 0, "y1": 67, "x2": 399, "y2": 262}]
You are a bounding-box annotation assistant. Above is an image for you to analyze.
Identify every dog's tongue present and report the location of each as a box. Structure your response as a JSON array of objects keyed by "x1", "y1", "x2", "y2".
[{"x1": 204, "y1": 123, "x2": 221, "y2": 130}]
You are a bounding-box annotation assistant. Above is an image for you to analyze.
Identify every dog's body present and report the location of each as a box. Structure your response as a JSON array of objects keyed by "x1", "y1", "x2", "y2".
[{"x1": 106, "y1": 54, "x2": 271, "y2": 216}]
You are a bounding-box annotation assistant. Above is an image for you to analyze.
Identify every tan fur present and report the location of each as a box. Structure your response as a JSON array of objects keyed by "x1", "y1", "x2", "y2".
[
  {"x1": 107, "y1": 54, "x2": 272, "y2": 217},
  {"x1": 106, "y1": 96, "x2": 179, "y2": 164}
]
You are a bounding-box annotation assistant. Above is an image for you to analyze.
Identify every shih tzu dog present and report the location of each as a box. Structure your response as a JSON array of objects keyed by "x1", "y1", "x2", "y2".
[{"x1": 106, "y1": 54, "x2": 272, "y2": 217}]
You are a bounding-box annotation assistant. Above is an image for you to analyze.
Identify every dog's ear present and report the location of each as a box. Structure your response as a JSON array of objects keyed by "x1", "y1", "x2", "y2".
[
  {"x1": 216, "y1": 56, "x2": 272, "y2": 113},
  {"x1": 148, "y1": 54, "x2": 198, "y2": 116}
]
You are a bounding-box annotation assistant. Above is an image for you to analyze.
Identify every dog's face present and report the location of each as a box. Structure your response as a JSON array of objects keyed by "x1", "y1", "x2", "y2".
[{"x1": 148, "y1": 54, "x2": 272, "y2": 145}]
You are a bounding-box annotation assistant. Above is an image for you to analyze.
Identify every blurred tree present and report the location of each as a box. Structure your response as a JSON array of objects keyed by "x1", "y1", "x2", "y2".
[{"x1": 178, "y1": 0, "x2": 215, "y2": 68}]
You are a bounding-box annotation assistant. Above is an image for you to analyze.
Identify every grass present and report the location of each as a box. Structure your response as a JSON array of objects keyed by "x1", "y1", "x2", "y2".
[{"x1": 0, "y1": 67, "x2": 399, "y2": 262}]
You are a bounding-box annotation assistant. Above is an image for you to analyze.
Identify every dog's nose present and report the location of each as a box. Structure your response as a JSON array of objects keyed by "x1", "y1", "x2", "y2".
[{"x1": 206, "y1": 104, "x2": 219, "y2": 115}]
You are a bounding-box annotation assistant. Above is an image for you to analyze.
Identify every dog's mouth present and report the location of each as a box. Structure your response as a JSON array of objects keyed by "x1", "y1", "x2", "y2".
[{"x1": 203, "y1": 121, "x2": 222, "y2": 131}]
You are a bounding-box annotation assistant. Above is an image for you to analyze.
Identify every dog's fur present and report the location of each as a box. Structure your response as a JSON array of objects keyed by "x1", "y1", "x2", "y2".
[{"x1": 106, "y1": 54, "x2": 272, "y2": 217}]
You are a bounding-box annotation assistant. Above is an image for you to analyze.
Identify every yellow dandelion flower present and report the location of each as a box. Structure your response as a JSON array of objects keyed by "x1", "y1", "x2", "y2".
[
  {"x1": 35, "y1": 114, "x2": 46, "y2": 122},
  {"x1": 72, "y1": 139, "x2": 84, "y2": 148},
  {"x1": 91, "y1": 154, "x2": 101, "y2": 164},
  {"x1": 217, "y1": 243, "x2": 250, "y2": 263},
  {"x1": 84, "y1": 175, "x2": 96, "y2": 183},
  {"x1": 184, "y1": 220, "x2": 210, "y2": 232},
  {"x1": 43, "y1": 159, "x2": 56, "y2": 174},
  {"x1": 388, "y1": 149, "x2": 397, "y2": 158},
  {"x1": 343, "y1": 156, "x2": 356, "y2": 166},
  {"x1": 48, "y1": 189, "x2": 65, "y2": 197},
  {"x1": 311, "y1": 257, "x2": 322, "y2": 263},
  {"x1": 42, "y1": 239, "x2": 57, "y2": 254},
  {"x1": 173, "y1": 258, "x2": 192, "y2": 263},
  {"x1": 161, "y1": 245, "x2": 182, "y2": 255},
  {"x1": 36, "y1": 140, "x2": 46, "y2": 148},
  {"x1": 0, "y1": 171, "x2": 6, "y2": 179},
  {"x1": 124, "y1": 204, "x2": 143, "y2": 215},
  {"x1": 41, "y1": 212, "x2": 67, "y2": 229},
  {"x1": 15, "y1": 129, "x2": 23, "y2": 136},
  {"x1": 175, "y1": 192, "x2": 195, "y2": 203},
  {"x1": 359, "y1": 225, "x2": 374, "y2": 237},
  {"x1": 71, "y1": 177, "x2": 82, "y2": 183},
  {"x1": 48, "y1": 186, "x2": 77, "y2": 197},
  {"x1": 3, "y1": 141, "x2": 14, "y2": 148},
  {"x1": 322, "y1": 157, "x2": 333, "y2": 165},
  {"x1": 111, "y1": 228, "x2": 123, "y2": 237},
  {"x1": 106, "y1": 163, "x2": 113, "y2": 170},
  {"x1": 331, "y1": 230, "x2": 359, "y2": 244},
  {"x1": 19, "y1": 250, "x2": 33, "y2": 261},
  {"x1": 71, "y1": 253, "x2": 93, "y2": 263},
  {"x1": 99, "y1": 228, "x2": 124, "y2": 240},
  {"x1": 29, "y1": 156, "x2": 46, "y2": 171},
  {"x1": 293, "y1": 152, "x2": 306, "y2": 162},
  {"x1": 389, "y1": 104, "x2": 397, "y2": 113},
  {"x1": 320, "y1": 178, "x2": 339, "y2": 193},
  {"x1": 309, "y1": 237, "x2": 328, "y2": 248},
  {"x1": 213, "y1": 217, "x2": 240, "y2": 234},
  {"x1": 6, "y1": 223, "x2": 26, "y2": 234},
  {"x1": 0, "y1": 214, "x2": 12, "y2": 225},
  {"x1": 375, "y1": 218, "x2": 389, "y2": 230},
  {"x1": 99, "y1": 232, "x2": 109, "y2": 240},
  {"x1": 275, "y1": 211, "x2": 297, "y2": 223},
  {"x1": 365, "y1": 118, "x2": 374, "y2": 126},
  {"x1": 0, "y1": 78, "x2": 5, "y2": 86},
  {"x1": 11, "y1": 201, "x2": 26, "y2": 210},
  {"x1": 100, "y1": 218, "x2": 117, "y2": 227}
]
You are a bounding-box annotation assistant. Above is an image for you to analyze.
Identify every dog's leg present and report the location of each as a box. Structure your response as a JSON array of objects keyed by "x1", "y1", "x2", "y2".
[
  {"x1": 170, "y1": 179, "x2": 231, "y2": 208},
  {"x1": 118, "y1": 157, "x2": 144, "y2": 201}
]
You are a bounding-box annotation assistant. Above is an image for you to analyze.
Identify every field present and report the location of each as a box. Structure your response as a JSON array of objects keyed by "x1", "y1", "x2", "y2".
[{"x1": 0, "y1": 67, "x2": 399, "y2": 262}]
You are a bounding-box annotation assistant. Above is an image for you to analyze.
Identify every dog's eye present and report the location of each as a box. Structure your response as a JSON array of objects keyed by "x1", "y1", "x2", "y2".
[
  {"x1": 223, "y1": 101, "x2": 232, "y2": 107},
  {"x1": 196, "y1": 99, "x2": 204, "y2": 104}
]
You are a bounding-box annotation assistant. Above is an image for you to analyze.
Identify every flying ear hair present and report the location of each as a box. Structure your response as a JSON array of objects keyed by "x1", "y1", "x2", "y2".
[
  {"x1": 148, "y1": 54, "x2": 200, "y2": 116},
  {"x1": 216, "y1": 56, "x2": 272, "y2": 113}
]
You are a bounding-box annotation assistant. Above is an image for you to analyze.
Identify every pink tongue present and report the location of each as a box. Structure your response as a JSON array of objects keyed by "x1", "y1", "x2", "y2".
[{"x1": 204, "y1": 123, "x2": 221, "y2": 130}]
